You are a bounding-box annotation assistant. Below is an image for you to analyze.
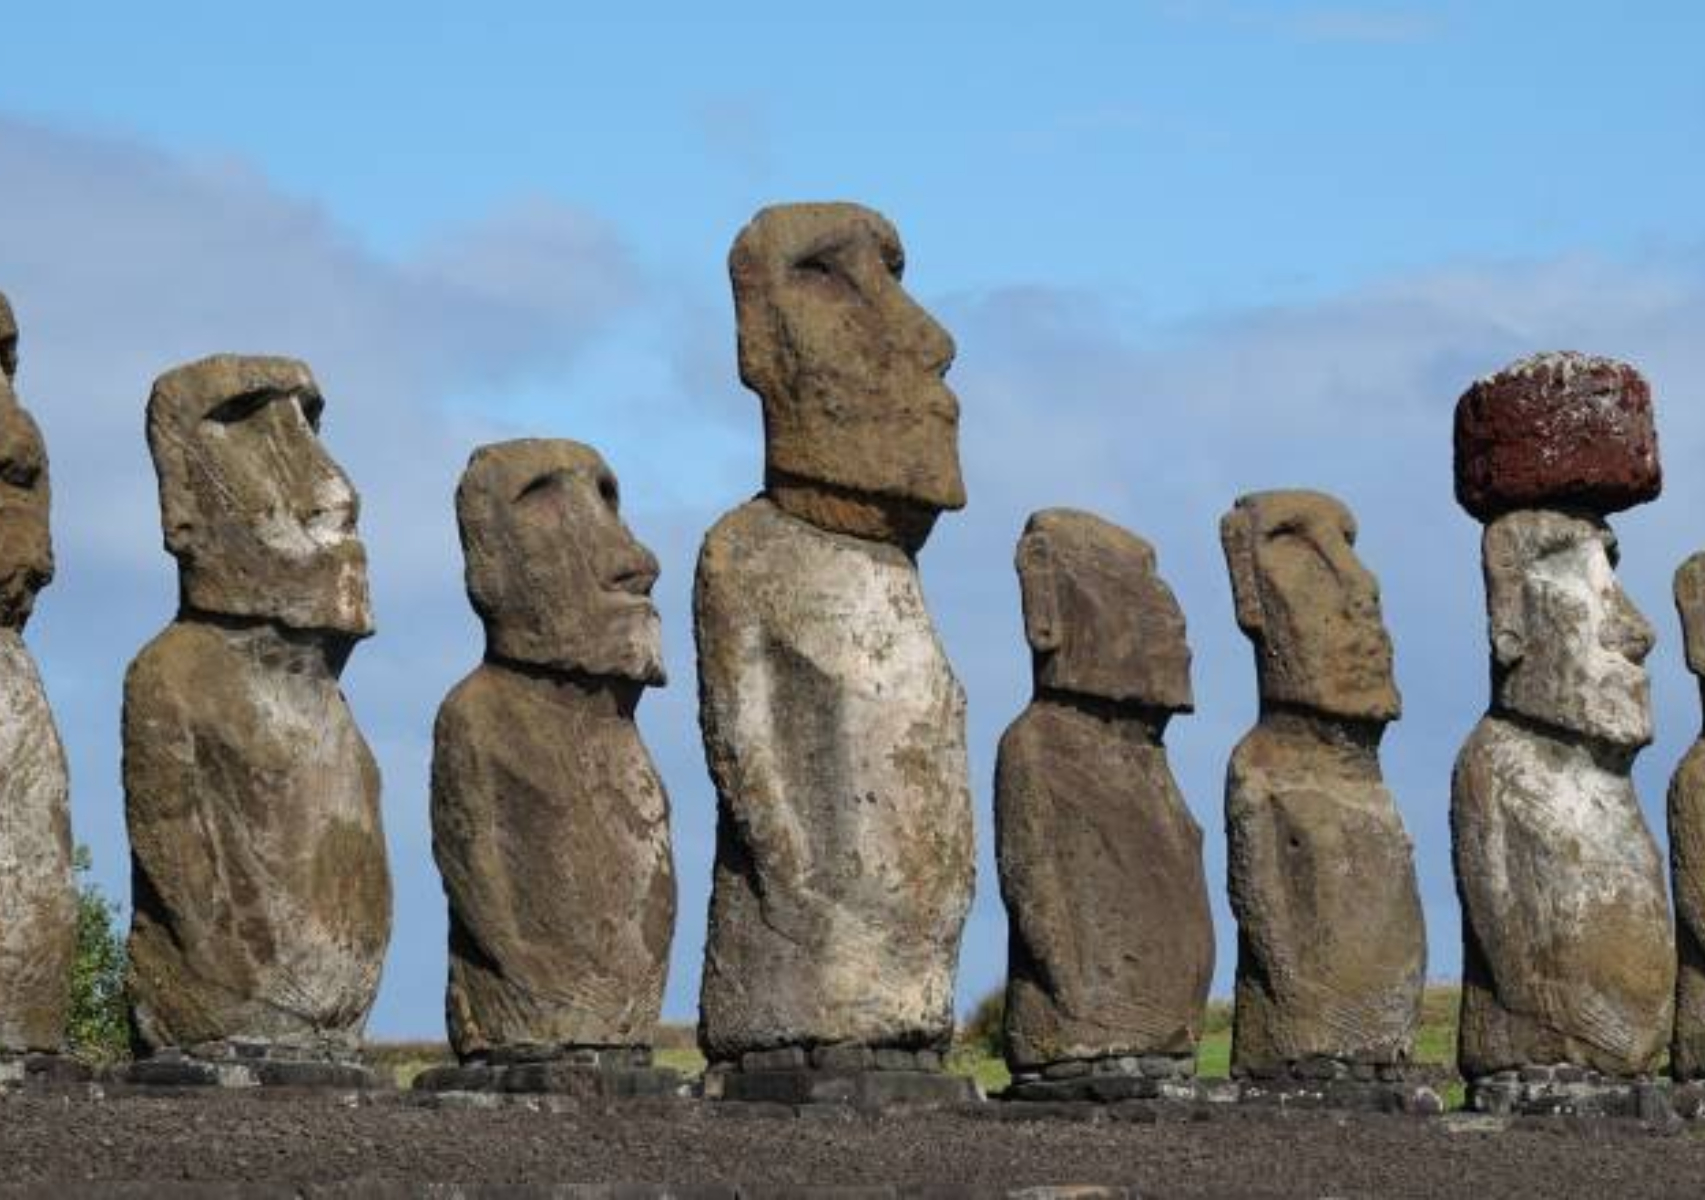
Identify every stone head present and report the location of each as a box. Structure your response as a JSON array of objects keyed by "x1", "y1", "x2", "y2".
[
  {"x1": 146, "y1": 355, "x2": 372, "y2": 637},
  {"x1": 1221, "y1": 489, "x2": 1400, "y2": 722},
  {"x1": 1016, "y1": 508, "x2": 1192, "y2": 712},
  {"x1": 731, "y1": 203, "x2": 965, "y2": 534},
  {"x1": 457, "y1": 439, "x2": 664, "y2": 686},
  {"x1": 1677, "y1": 553, "x2": 1705, "y2": 680},
  {"x1": 0, "y1": 382, "x2": 52, "y2": 631},
  {"x1": 0, "y1": 290, "x2": 17, "y2": 382},
  {"x1": 1483, "y1": 509, "x2": 1654, "y2": 748}
]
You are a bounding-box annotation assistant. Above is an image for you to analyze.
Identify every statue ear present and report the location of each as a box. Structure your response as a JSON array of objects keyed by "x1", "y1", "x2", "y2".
[
  {"x1": 156, "y1": 458, "x2": 199, "y2": 558},
  {"x1": 1675, "y1": 554, "x2": 1705, "y2": 677},
  {"x1": 1483, "y1": 522, "x2": 1527, "y2": 669},
  {"x1": 1016, "y1": 528, "x2": 1062, "y2": 655},
  {"x1": 1220, "y1": 507, "x2": 1264, "y2": 635}
]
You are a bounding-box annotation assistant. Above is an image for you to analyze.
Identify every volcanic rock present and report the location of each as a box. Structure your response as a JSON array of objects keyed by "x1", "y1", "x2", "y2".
[
  {"x1": 1220, "y1": 490, "x2": 1426, "y2": 1073},
  {"x1": 1454, "y1": 351, "x2": 1660, "y2": 521},
  {"x1": 0, "y1": 292, "x2": 76, "y2": 1056},
  {"x1": 998, "y1": 509, "x2": 1213, "y2": 1071},
  {"x1": 1453, "y1": 509, "x2": 1672, "y2": 1079},
  {"x1": 433, "y1": 440, "x2": 675, "y2": 1058},
  {"x1": 1669, "y1": 554, "x2": 1705, "y2": 1079},
  {"x1": 697, "y1": 203, "x2": 973, "y2": 1065},
  {"x1": 124, "y1": 355, "x2": 389, "y2": 1057}
]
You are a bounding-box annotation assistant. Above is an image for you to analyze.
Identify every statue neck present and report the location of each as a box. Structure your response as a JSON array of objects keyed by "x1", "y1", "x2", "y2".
[
  {"x1": 177, "y1": 608, "x2": 353, "y2": 673},
  {"x1": 482, "y1": 652, "x2": 642, "y2": 718},
  {"x1": 1256, "y1": 702, "x2": 1385, "y2": 759},
  {"x1": 765, "y1": 471, "x2": 938, "y2": 554},
  {"x1": 1033, "y1": 688, "x2": 1170, "y2": 743}
]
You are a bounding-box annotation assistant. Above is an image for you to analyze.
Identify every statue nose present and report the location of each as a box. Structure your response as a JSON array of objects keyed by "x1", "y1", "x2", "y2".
[
  {"x1": 609, "y1": 544, "x2": 660, "y2": 596},
  {"x1": 1604, "y1": 592, "x2": 1656, "y2": 663}
]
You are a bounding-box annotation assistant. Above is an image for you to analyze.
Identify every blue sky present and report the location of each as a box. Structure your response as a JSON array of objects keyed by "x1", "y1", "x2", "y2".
[{"x1": 2, "y1": 1, "x2": 1702, "y2": 1037}]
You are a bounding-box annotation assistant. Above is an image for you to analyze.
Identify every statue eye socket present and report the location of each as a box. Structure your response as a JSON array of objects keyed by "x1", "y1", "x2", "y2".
[
  {"x1": 205, "y1": 389, "x2": 323, "y2": 430},
  {"x1": 205, "y1": 389, "x2": 274, "y2": 425},
  {"x1": 794, "y1": 252, "x2": 837, "y2": 279},
  {"x1": 0, "y1": 454, "x2": 39, "y2": 489},
  {"x1": 598, "y1": 473, "x2": 620, "y2": 511}
]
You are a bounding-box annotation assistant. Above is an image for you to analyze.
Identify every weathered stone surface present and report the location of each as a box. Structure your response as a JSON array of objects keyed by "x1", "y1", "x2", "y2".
[
  {"x1": 1220, "y1": 491, "x2": 1425, "y2": 1074},
  {"x1": 144, "y1": 355, "x2": 372, "y2": 635},
  {"x1": 1454, "y1": 351, "x2": 1660, "y2": 521},
  {"x1": 0, "y1": 289, "x2": 15, "y2": 381},
  {"x1": 696, "y1": 500, "x2": 973, "y2": 1061},
  {"x1": 1454, "y1": 509, "x2": 1672, "y2": 1079},
  {"x1": 434, "y1": 440, "x2": 675, "y2": 1059},
  {"x1": 1221, "y1": 491, "x2": 1400, "y2": 722},
  {"x1": 412, "y1": 1059, "x2": 680, "y2": 1099},
  {"x1": 1013, "y1": 508, "x2": 1193, "y2": 710},
  {"x1": 0, "y1": 355, "x2": 53, "y2": 632},
  {"x1": 0, "y1": 292, "x2": 76, "y2": 1056},
  {"x1": 455, "y1": 439, "x2": 664, "y2": 684},
  {"x1": 1668, "y1": 554, "x2": 1705, "y2": 1079},
  {"x1": 125, "y1": 355, "x2": 389, "y2": 1057},
  {"x1": 998, "y1": 509, "x2": 1212, "y2": 1071},
  {"x1": 0, "y1": 633, "x2": 75, "y2": 1053},
  {"x1": 731, "y1": 202, "x2": 965, "y2": 535},
  {"x1": 697, "y1": 204, "x2": 973, "y2": 1066}
]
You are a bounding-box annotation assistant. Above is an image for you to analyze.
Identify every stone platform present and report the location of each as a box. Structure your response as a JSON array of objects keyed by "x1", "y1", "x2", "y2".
[
  {"x1": 0, "y1": 1053, "x2": 92, "y2": 1088},
  {"x1": 1233, "y1": 1056, "x2": 1442, "y2": 1115},
  {"x1": 413, "y1": 1046, "x2": 680, "y2": 1099},
  {"x1": 1468, "y1": 1065, "x2": 1672, "y2": 1120},
  {"x1": 1004, "y1": 1052, "x2": 1203, "y2": 1103},
  {"x1": 704, "y1": 1044, "x2": 976, "y2": 1107},
  {"x1": 123, "y1": 1044, "x2": 377, "y2": 1089}
]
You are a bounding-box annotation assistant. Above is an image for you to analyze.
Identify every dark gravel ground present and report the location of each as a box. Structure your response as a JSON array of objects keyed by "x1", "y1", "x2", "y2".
[{"x1": 3, "y1": 1089, "x2": 1705, "y2": 1198}]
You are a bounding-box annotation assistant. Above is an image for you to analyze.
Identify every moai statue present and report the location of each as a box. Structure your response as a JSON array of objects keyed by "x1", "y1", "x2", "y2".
[
  {"x1": 1452, "y1": 352, "x2": 1674, "y2": 1116},
  {"x1": 1221, "y1": 490, "x2": 1429, "y2": 1107},
  {"x1": 998, "y1": 509, "x2": 1214, "y2": 1102},
  {"x1": 695, "y1": 203, "x2": 976, "y2": 1105},
  {"x1": 0, "y1": 290, "x2": 79, "y2": 1078},
  {"x1": 416, "y1": 440, "x2": 678, "y2": 1097},
  {"x1": 1670, "y1": 554, "x2": 1705, "y2": 1083},
  {"x1": 124, "y1": 355, "x2": 391, "y2": 1086}
]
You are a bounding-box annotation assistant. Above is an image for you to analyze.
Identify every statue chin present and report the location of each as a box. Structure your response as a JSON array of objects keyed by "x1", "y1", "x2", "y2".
[{"x1": 1502, "y1": 665, "x2": 1653, "y2": 751}]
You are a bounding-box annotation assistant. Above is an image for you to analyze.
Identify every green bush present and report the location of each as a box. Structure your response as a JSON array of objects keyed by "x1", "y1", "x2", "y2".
[
  {"x1": 67, "y1": 845, "x2": 130, "y2": 1064},
  {"x1": 958, "y1": 986, "x2": 1005, "y2": 1057}
]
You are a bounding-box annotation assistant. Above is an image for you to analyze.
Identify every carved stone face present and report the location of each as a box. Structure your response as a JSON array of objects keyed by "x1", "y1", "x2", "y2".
[
  {"x1": 1677, "y1": 552, "x2": 1705, "y2": 680},
  {"x1": 0, "y1": 383, "x2": 52, "y2": 631},
  {"x1": 1222, "y1": 489, "x2": 1400, "y2": 722},
  {"x1": 147, "y1": 355, "x2": 372, "y2": 637},
  {"x1": 0, "y1": 291, "x2": 17, "y2": 382},
  {"x1": 457, "y1": 439, "x2": 663, "y2": 686},
  {"x1": 1016, "y1": 507, "x2": 1191, "y2": 711},
  {"x1": 731, "y1": 203, "x2": 965, "y2": 519},
  {"x1": 1485, "y1": 509, "x2": 1654, "y2": 748}
]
